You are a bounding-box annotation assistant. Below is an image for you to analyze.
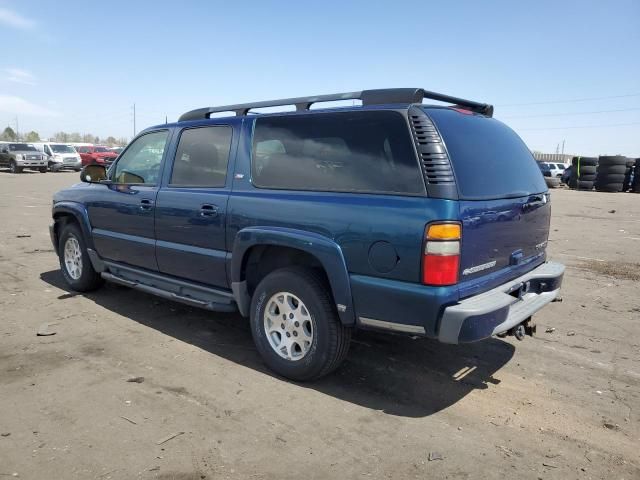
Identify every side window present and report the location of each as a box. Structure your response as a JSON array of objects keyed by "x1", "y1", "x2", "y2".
[
  {"x1": 112, "y1": 131, "x2": 168, "y2": 184},
  {"x1": 45, "y1": 145, "x2": 52, "y2": 155},
  {"x1": 169, "y1": 126, "x2": 232, "y2": 187},
  {"x1": 251, "y1": 111, "x2": 424, "y2": 194}
]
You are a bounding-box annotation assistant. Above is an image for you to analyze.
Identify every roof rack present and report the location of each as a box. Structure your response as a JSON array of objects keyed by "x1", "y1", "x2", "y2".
[{"x1": 178, "y1": 88, "x2": 493, "y2": 121}]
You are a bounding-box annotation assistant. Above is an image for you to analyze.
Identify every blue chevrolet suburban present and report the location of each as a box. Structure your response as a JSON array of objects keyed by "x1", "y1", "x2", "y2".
[{"x1": 50, "y1": 88, "x2": 564, "y2": 380}]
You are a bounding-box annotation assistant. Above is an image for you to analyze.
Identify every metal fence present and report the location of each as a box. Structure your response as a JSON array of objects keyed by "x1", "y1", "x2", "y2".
[{"x1": 532, "y1": 152, "x2": 573, "y2": 164}]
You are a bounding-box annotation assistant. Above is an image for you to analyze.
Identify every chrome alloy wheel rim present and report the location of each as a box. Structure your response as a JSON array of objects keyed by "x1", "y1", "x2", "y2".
[
  {"x1": 263, "y1": 292, "x2": 314, "y2": 361},
  {"x1": 64, "y1": 236, "x2": 83, "y2": 280}
]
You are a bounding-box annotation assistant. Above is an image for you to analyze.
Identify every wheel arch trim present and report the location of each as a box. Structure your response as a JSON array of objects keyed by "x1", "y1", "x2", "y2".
[
  {"x1": 230, "y1": 226, "x2": 355, "y2": 324},
  {"x1": 52, "y1": 202, "x2": 95, "y2": 253}
]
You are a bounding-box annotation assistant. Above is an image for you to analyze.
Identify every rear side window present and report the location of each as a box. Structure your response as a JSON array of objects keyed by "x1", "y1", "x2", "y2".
[
  {"x1": 251, "y1": 111, "x2": 424, "y2": 194},
  {"x1": 425, "y1": 108, "x2": 547, "y2": 200},
  {"x1": 170, "y1": 126, "x2": 232, "y2": 187}
]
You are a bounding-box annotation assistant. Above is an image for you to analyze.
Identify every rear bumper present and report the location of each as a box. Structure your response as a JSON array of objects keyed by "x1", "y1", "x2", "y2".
[{"x1": 438, "y1": 261, "x2": 565, "y2": 344}]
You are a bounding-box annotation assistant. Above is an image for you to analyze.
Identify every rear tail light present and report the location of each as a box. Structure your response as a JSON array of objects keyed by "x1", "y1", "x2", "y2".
[{"x1": 422, "y1": 222, "x2": 461, "y2": 286}]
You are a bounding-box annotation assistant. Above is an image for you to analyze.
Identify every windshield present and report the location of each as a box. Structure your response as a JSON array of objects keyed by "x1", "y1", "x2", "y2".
[
  {"x1": 425, "y1": 108, "x2": 547, "y2": 200},
  {"x1": 94, "y1": 147, "x2": 109, "y2": 152},
  {"x1": 51, "y1": 144, "x2": 76, "y2": 153},
  {"x1": 9, "y1": 143, "x2": 37, "y2": 152}
]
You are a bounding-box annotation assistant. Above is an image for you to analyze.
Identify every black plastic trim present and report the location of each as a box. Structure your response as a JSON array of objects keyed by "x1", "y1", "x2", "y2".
[{"x1": 408, "y1": 106, "x2": 459, "y2": 200}]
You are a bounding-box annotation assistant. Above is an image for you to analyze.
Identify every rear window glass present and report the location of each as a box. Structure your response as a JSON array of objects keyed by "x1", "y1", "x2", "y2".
[
  {"x1": 425, "y1": 108, "x2": 547, "y2": 199},
  {"x1": 251, "y1": 111, "x2": 424, "y2": 194},
  {"x1": 170, "y1": 126, "x2": 232, "y2": 187}
]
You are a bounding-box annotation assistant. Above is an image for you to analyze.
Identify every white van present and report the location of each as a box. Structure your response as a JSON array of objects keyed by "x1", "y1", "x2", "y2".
[{"x1": 33, "y1": 142, "x2": 82, "y2": 171}]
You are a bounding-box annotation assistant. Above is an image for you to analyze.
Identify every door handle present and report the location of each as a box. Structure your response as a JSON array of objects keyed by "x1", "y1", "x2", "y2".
[
  {"x1": 139, "y1": 199, "x2": 154, "y2": 211},
  {"x1": 200, "y1": 204, "x2": 218, "y2": 217}
]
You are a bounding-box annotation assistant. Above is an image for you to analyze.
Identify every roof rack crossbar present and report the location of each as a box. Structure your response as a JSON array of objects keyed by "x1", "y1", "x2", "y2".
[{"x1": 178, "y1": 88, "x2": 493, "y2": 121}]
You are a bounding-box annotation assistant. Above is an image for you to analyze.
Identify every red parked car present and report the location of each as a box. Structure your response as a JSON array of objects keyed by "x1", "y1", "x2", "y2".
[{"x1": 76, "y1": 145, "x2": 118, "y2": 166}]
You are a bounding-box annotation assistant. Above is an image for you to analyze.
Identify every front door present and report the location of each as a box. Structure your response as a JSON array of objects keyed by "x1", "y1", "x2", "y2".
[
  {"x1": 154, "y1": 125, "x2": 234, "y2": 288},
  {"x1": 87, "y1": 130, "x2": 170, "y2": 271}
]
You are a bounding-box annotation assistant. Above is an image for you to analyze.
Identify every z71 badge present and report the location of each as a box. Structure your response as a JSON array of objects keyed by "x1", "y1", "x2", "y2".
[{"x1": 462, "y1": 260, "x2": 497, "y2": 276}]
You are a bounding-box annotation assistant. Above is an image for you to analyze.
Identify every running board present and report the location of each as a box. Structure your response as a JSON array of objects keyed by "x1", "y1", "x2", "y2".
[{"x1": 101, "y1": 263, "x2": 237, "y2": 313}]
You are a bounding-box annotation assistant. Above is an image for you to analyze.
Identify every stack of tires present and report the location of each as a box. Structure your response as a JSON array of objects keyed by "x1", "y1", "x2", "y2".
[
  {"x1": 569, "y1": 156, "x2": 597, "y2": 190},
  {"x1": 632, "y1": 158, "x2": 640, "y2": 193},
  {"x1": 595, "y1": 156, "x2": 628, "y2": 192}
]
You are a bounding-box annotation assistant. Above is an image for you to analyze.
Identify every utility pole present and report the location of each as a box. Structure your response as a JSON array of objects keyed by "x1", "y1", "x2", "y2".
[
  {"x1": 133, "y1": 103, "x2": 136, "y2": 137},
  {"x1": 165, "y1": 115, "x2": 168, "y2": 125},
  {"x1": 561, "y1": 139, "x2": 565, "y2": 156},
  {"x1": 15, "y1": 116, "x2": 19, "y2": 140}
]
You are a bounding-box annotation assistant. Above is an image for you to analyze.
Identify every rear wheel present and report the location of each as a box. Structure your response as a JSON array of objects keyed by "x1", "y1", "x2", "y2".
[
  {"x1": 58, "y1": 223, "x2": 103, "y2": 292},
  {"x1": 39, "y1": 167, "x2": 47, "y2": 173},
  {"x1": 250, "y1": 267, "x2": 351, "y2": 381}
]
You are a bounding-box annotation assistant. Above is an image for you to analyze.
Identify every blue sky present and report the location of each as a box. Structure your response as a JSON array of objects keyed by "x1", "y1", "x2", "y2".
[{"x1": 0, "y1": 0, "x2": 638, "y2": 155}]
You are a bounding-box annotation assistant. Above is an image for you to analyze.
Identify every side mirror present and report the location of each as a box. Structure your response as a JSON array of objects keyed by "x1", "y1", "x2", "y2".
[{"x1": 80, "y1": 164, "x2": 107, "y2": 183}]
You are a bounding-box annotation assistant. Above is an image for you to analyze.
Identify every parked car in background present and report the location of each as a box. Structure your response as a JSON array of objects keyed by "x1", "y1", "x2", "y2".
[
  {"x1": 0, "y1": 142, "x2": 48, "y2": 173},
  {"x1": 109, "y1": 146, "x2": 124, "y2": 155},
  {"x1": 76, "y1": 145, "x2": 118, "y2": 166},
  {"x1": 545, "y1": 162, "x2": 565, "y2": 178},
  {"x1": 33, "y1": 142, "x2": 82, "y2": 171},
  {"x1": 537, "y1": 162, "x2": 552, "y2": 177},
  {"x1": 50, "y1": 88, "x2": 564, "y2": 381}
]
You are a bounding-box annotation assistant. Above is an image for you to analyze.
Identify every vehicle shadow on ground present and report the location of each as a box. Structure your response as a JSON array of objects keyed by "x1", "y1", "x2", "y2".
[{"x1": 41, "y1": 269, "x2": 515, "y2": 418}]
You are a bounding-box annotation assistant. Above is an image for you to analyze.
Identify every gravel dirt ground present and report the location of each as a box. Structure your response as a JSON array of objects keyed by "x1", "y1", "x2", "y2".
[{"x1": 0, "y1": 171, "x2": 638, "y2": 480}]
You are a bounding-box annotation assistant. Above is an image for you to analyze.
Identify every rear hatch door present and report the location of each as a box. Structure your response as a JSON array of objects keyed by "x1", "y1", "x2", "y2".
[{"x1": 424, "y1": 107, "x2": 550, "y2": 290}]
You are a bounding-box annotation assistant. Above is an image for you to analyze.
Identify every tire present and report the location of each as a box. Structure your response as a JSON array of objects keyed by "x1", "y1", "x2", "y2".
[
  {"x1": 577, "y1": 180, "x2": 594, "y2": 190},
  {"x1": 58, "y1": 223, "x2": 103, "y2": 292},
  {"x1": 572, "y1": 156, "x2": 598, "y2": 167},
  {"x1": 578, "y1": 165, "x2": 597, "y2": 175},
  {"x1": 9, "y1": 161, "x2": 23, "y2": 174},
  {"x1": 579, "y1": 173, "x2": 596, "y2": 181},
  {"x1": 595, "y1": 183, "x2": 623, "y2": 192},
  {"x1": 39, "y1": 167, "x2": 47, "y2": 173},
  {"x1": 545, "y1": 177, "x2": 560, "y2": 188},
  {"x1": 596, "y1": 173, "x2": 626, "y2": 184},
  {"x1": 596, "y1": 165, "x2": 627, "y2": 175},
  {"x1": 250, "y1": 267, "x2": 351, "y2": 381},
  {"x1": 598, "y1": 156, "x2": 627, "y2": 166}
]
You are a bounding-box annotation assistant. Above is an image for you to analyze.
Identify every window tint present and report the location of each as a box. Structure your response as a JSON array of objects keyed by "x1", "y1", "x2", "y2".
[
  {"x1": 9, "y1": 144, "x2": 37, "y2": 151},
  {"x1": 112, "y1": 131, "x2": 168, "y2": 184},
  {"x1": 425, "y1": 108, "x2": 547, "y2": 200},
  {"x1": 170, "y1": 126, "x2": 232, "y2": 187},
  {"x1": 252, "y1": 111, "x2": 423, "y2": 194},
  {"x1": 51, "y1": 144, "x2": 75, "y2": 153}
]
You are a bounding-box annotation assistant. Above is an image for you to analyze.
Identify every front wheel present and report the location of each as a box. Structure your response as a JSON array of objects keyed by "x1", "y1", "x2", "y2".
[
  {"x1": 58, "y1": 223, "x2": 103, "y2": 292},
  {"x1": 39, "y1": 167, "x2": 47, "y2": 173},
  {"x1": 9, "y1": 161, "x2": 22, "y2": 174},
  {"x1": 250, "y1": 267, "x2": 351, "y2": 381}
]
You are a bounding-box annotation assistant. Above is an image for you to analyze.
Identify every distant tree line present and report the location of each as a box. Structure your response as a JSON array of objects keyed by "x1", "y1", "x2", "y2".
[{"x1": 1, "y1": 126, "x2": 127, "y2": 146}]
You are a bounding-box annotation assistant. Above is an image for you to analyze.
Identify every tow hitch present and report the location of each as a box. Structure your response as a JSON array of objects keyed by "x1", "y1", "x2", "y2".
[{"x1": 499, "y1": 317, "x2": 536, "y2": 341}]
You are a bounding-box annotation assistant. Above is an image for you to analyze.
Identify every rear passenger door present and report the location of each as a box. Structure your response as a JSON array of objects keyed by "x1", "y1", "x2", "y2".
[{"x1": 154, "y1": 125, "x2": 235, "y2": 288}]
